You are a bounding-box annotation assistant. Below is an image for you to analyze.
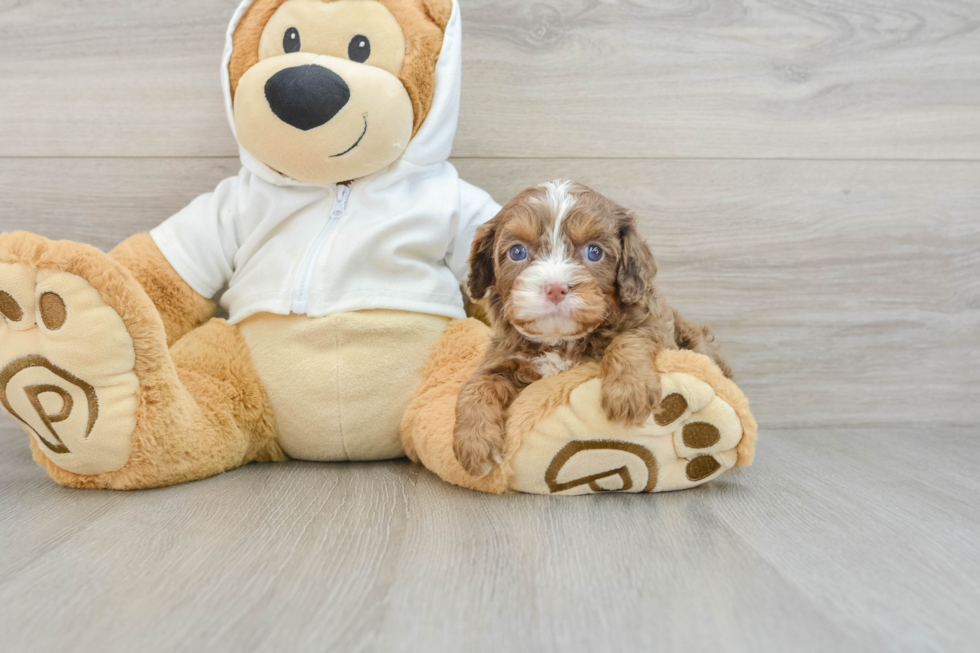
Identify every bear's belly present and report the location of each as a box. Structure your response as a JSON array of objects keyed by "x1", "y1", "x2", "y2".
[{"x1": 239, "y1": 310, "x2": 449, "y2": 461}]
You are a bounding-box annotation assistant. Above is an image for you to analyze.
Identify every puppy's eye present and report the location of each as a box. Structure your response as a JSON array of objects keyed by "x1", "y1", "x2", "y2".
[
  {"x1": 509, "y1": 245, "x2": 528, "y2": 262},
  {"x1": 585, "y1": 245, "x2": 604, "y2": 262},
  {"x1": 348, "y1": 35, "x2": 371, "y2": 63},
  {"x1": 284, "y1": 27, "x2": 301, "y2": 53}
]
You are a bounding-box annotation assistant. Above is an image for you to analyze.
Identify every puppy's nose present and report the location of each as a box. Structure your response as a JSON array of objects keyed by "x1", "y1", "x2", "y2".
[
  {"x1": 265, "y1": 65, "x2": 351, "y2": 131},
  {"x1": 544, "y1": 282, "x2": 569, "y2": 304}
]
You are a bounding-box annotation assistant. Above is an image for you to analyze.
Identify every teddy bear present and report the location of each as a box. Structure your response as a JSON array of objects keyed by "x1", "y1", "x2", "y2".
[
  {"x1": 0, "y1": 0, "x2": 502, "y2": 488},
  {"x1": 0, "y1": 0, "x2": 756, "y2": 494}
]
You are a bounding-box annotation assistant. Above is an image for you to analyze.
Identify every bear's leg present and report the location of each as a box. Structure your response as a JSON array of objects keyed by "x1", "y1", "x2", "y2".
[{"x1": 0, "y1": 232, "x2": 284, "y2": 489}]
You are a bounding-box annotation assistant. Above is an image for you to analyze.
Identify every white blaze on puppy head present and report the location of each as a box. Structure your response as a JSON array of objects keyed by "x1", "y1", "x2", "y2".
[
  {"x1": 541, "y1": 179, "x2": 577, "y2": 261},
  {"x1": 509, "y1": 180, "x2": 591, "y2": 341}
]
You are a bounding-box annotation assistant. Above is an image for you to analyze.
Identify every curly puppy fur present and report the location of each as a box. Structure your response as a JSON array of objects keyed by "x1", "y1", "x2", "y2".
[{"x1": 453, "y1": 181, "x2": 732, "y2": 476}]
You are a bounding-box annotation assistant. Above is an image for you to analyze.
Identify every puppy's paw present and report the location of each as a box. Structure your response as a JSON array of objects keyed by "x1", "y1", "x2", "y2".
[
  {"x1": 452, "y1": 372, "x2": 512, "y2": 477},
  {"x1": 453, "y1": 420, "x2": 505, "y2": 478},
  {"x1": 600, "y1": 372, "x2": 663, "y2": 426}
]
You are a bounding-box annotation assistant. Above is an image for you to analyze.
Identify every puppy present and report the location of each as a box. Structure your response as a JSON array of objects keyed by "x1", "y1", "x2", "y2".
[{"x1": 453, "y1": 180, "x2": 733, "y2": 477}]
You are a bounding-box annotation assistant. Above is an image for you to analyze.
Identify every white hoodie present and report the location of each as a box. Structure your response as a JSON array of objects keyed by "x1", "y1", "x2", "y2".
[{"x1": 150, "y1": 0, "x2": 500, "y2": 324}]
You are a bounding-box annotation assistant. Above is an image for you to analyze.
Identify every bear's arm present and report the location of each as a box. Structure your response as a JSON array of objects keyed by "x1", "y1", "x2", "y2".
[
  {"x1": 149, "y1": 175, "x2": 243, "y2": 301},
  {"x1": 112, "y1": 173, "x2": 245, "y2": 346},
  {"x1": 110, "y1": 234, "x2": 216, "y2": 347}
]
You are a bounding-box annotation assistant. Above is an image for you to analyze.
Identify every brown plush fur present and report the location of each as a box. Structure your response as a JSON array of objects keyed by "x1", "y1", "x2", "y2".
[
  {"x1": 109, "y1": 234, "x2": 215, "y2": 347},
  {"x1": 1, "y1": 232, "x2": 285, "y2": 490},
  {"x1": 401, "y1": 319, "x2": 756, "y2": 495},
  {"x1": 229, "y1": 0, "x2": 451, "y2": 136},
  {"x1": 453, "y1": 182, "x2": 732, "y2": 476},
  {"x1": 400, "y1": 318, "x2": 508, "y2": 493}
]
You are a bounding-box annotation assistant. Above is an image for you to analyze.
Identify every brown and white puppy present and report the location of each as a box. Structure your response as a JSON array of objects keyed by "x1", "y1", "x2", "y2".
[{"x1": 453, "y1": 180, "x2": 733, "y2": 477}]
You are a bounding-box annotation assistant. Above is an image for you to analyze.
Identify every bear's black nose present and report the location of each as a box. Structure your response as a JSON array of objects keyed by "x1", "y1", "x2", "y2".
[{"x1": 265, "y1": 65, "x2": 351, "y2": 131}]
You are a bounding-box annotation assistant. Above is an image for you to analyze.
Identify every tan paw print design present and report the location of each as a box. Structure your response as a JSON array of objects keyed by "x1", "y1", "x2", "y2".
[
  {"x1": 505, "y1": 350, "x2": 756, "y2": 495},
  {"x1": 0, "y1": 263, "x2": 139, "y2": 475}
]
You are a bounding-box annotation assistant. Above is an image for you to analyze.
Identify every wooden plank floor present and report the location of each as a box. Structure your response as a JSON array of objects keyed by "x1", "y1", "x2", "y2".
[
  {"x1": 1, "y1": 0, "x2": 979, "y2": 651},
  {"x1": 1, "y1": 423, "x2": 978, "y2": 651}
]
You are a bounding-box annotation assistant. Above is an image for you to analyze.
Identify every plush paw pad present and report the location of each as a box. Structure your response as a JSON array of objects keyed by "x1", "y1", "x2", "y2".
[
  {"x1": 508, "y1": 370, "x2": 744, "y2": 495},
  {"x1": 0, "y1": 263, "x2": 139, "y2": 475}
]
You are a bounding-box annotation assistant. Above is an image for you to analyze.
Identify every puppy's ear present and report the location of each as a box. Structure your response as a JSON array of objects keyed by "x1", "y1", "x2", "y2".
[
  {"x1": 467, "y1": 217, "x2": 499, "y2": 300},
  {"x1": 617, "y1": 216, "x2": 658, "y2": 305}
]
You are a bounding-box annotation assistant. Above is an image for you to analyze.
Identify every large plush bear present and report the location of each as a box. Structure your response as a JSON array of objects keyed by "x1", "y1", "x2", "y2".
[
  {"x1": 0, "y1": 0, "x2": 756, "y2": 494},
  {"x1": 0, "y1": 0, "x2": 500, "y2": 488}
]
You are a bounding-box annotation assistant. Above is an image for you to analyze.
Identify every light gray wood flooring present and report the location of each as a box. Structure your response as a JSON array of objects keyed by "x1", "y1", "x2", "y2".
[{"x1": 1, "y1": 0, "x2": 978, "y2": 651}]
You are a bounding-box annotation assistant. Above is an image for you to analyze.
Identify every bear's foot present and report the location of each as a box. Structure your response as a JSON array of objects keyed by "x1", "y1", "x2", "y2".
[
  {"x1": 0, "y1": 233, "x2": 285, "y2": 489},
  {"x1": 504, "y1": 350, "x2": 756, "y2": 495},
  {"x1": 0, "y1": 235, "x2": 153, "y2": 476}
]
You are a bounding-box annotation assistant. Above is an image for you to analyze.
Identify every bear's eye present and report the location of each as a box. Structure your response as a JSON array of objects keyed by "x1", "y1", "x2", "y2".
[
  {"x1": 283, "y1": 27, "x2": 301, "y2": 53},
  {"x1": 348, "y1": 35, "x2": 371, "y2": 63}
]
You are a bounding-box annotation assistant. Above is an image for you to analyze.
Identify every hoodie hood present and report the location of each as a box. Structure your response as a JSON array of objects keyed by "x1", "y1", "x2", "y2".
[
  {"x1": 152, "y1": 0, "x2": 500, "y2": 331},
  {"x1": 219, "y1": 0, "x2": 462, "y2": 188}
]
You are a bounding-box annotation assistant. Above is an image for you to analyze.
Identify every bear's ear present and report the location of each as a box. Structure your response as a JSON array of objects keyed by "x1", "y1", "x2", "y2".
[
  {"x1": 419, "y1": 0, "x2": 453, "y2": 31},
  {"x1": 372, "y1": 0, "x2": 453, "y2": 135},
  {"x1": 229, "y1": 0, "x2": 290, "y2": 101}
]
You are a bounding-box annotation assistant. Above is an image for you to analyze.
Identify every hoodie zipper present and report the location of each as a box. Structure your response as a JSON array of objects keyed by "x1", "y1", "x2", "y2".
[{"x1": 290, "y1": 184, "x2": 351, "y2": 314}]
